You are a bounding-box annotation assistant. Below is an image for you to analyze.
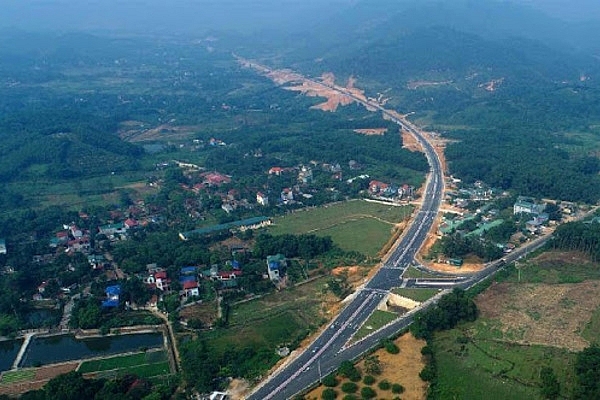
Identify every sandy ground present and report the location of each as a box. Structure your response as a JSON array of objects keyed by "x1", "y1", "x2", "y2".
[
  {"x1": 304, "y1": 333, "x2": 427, "y2": 400},
  {"x1": 237, "y1": 56, "x2": 371, "y2": 113}
]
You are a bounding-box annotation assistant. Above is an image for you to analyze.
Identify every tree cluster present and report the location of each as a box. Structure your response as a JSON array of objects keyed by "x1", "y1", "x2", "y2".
[
  {"x1": 411, "y1": 289, "x2": 478, "y2": 340},
  {"x1": 17, "y1": 371, "x2": 176, "y2": 400},
  {"x1": 551, "y1": 221, "x2": 600, "y2": 261}
]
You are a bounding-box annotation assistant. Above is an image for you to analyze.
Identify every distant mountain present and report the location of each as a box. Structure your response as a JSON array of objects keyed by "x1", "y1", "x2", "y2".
[{"x1": 261, "y1": 0, "x2": 600, "y2": 67}]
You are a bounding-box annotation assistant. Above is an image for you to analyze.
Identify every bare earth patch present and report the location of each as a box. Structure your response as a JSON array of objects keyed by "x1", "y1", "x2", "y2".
[
  {"x1": 119, "y1": 122, "x2": 200, "y2": 142},
  {"x1": 476, "y1": 281, "x2": 600, "y2": 351},
  {"x1": 353, "y1": 128, "x2": 387, "y2": 136},
  {"x1": 304, "y1": 333, "x2": 427, "y2": 400}
]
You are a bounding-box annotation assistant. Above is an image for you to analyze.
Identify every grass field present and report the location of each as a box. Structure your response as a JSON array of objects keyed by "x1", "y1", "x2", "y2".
[
  {"x1": 433, "y1": 328, "x2": 576, "y2": 399},
  {"x1": 200, "y1": 277, "x2": 330, "y2": 354},
  {"x1": 78, "y1": 350, "x2": 170, "y2": 378},
  {"x1": 354, "y1": 310, "x2": 398, "y2": 340},
  {"x1": 269, "y1": 200, "x2": 412, "y2": 257},
  {"x1": 402, "y1": 266, "x2": 441, "y2": 279},
  {"x1": 392, "y1": 288, "x2": 440, "y2": 302},
  {"x1": 0, "y1": 370, "x2": 35, "y2": 385}
]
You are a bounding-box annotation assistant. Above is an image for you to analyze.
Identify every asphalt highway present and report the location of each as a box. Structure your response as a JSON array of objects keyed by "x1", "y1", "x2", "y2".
[{"x1": 247, "y1": 92, "x2": 446, "y2": 399}]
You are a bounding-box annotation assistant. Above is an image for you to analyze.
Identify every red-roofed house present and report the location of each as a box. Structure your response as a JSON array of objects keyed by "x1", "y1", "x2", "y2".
[
  {"x1": 216, "y1": 270, "x2": 243, "y2": 281},
  {"x1": 124, "y1": 218, "x2": 138, "y2": 229},
  {"x1": 268, "y1": 167, "x2": 284, "y2": 176},
  {"x1": 147, "y1": 270, "x2": 171, "y2": 292},
  {"x1": 182, "y1": 280, "x2": 199, "y2": 298},
  {"x1": 369, "y1": 180, "x2": 389, "y2": 195},
  {"x1": 202, "y1": 172, "x2": 231, "y2": 186}
]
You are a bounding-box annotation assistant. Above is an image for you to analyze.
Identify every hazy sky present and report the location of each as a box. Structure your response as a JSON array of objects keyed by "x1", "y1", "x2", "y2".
[{"x1": 0, "y1": 0, "x2": 598, "y2": 34}]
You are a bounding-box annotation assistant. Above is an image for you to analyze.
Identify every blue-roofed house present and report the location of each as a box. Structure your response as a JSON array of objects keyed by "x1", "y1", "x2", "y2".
[
  {"x1": 180, "y1": 266, "x2": 198, "y2": 276},
  {"x1": 179, "y1": 275, "x2": 197, "y2": 284},
  {"x1": 102, "y1": 284, "x2": 121, "y2": 308},
  {"x1": 266, "y1": 254, "x2": 287, "y2": 281},
  {"x1": 231, "y1": 260, "x2": 241, "y2": 270}
]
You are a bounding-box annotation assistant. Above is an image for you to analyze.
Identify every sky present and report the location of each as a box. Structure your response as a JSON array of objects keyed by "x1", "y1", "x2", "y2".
[{"x1": 0, "y1": 0, "x2": 598, "y2": 35}]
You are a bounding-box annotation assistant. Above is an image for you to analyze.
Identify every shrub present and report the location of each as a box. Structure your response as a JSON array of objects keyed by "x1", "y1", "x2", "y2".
[
  {"x1": 383, "y1": 340, "x2": 400, "y2": 354},
  {"x1": 391, "y1": 383, "x2": 405, "y2": 394},
  {"x1": 341, "y1": 382, "x2": 358, "y2": 394},
  {"x1": 360, "y1": 386, "x2": 376, "y2": 399},
  {"x1": 322, "y1": 388, "x2": 337, "y2": 400},
  {"x1": 322, "y1": 373, "x2": 338, "y2": 387},
  {"x1": 342, "y1": 395, "x2": 358, "y2": 400},
  {"x1": 419, "y1": 364, "x2": 436, "y2": 381},
  {"x1": 362, "y1": 375, "x2": 375, "y2": 385},
  {"x1": 378, "y1": 380, "x2": 391, "y2": 390}
]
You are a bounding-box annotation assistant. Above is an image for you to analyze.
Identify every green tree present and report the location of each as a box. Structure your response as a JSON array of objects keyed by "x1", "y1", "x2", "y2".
[
  {"x1": 321, "y1": 388, "x2": 337, "y2": 400},
  {"x1": 338, "y1": 360, "x2": 361, "y2": 382},
  {"x1": 322, "y1": 374, "x2": 338, "y2": 387},
  {"x1": 539, "y1": 366, "x2": 560, "y2": 399},
  {"x1": 574, "y1": 345, "x2": 600, "y2": 399},
  {"x1": 391, "y1": 383, "x2": 405, "y2": 394},
  {"x1": 362, "y1": 375, "x2": 375, "y2": 385},
  {"x1": 359, "y1": 386, "x2": 376, "y2": 399},
  {"x1": 341, "y1": 382, "x2": 358, "y2": 394}
]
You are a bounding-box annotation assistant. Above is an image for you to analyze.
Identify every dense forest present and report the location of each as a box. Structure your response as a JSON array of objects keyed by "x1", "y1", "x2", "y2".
[{"x1": 551, "y1": 220, "x2": 600, "y2": 261}]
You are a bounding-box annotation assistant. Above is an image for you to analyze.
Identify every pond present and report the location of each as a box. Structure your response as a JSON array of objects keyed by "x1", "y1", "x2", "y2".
[
  {"x1": 0, "y1": 338, "x2": 23, "y2": 372},
  {"x1": 19, "y1": 332, "x2": 163, "y2": 368}
]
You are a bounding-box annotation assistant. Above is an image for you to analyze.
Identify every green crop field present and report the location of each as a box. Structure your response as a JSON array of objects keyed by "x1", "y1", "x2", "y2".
[
  {"x1": 0, "y1": 369, "x2": 35, "y2": 384},
  {"x1": 269, "y1": 200, "x2": 412, "y2": 256},
  {"x1": 78, "y1": 350, "x2": 169, "y2": 376}
]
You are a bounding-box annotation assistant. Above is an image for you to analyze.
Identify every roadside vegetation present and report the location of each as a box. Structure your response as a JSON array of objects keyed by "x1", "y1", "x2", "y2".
[{"x1": 421, "y1": 246, "x2": 600, "y2": 399}]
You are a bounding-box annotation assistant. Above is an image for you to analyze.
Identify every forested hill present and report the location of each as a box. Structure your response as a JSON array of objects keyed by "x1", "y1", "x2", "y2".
[{"x1": 243, "y1": 0, "x2": 600, "y2": 203}]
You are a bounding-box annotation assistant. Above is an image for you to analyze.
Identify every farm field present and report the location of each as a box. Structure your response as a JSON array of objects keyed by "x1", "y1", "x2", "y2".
[
  {"x1": 0, "y1": 363, "x2": 78, "y2": 396},
  {"x1": 78, "y1": 350, "x2": 169, "y2": 377},
  {"x1": 430, "y1": 250, "x2": 600, "y2": 398},
  {"x1": 269, "y1": 200, "x2": 412, "y2": 257}
]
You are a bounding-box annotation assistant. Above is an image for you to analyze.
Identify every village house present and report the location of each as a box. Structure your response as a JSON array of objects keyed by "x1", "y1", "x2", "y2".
[
  {"x1": 0, "y1": 239, "x2": 7, "y2": 255},
  {"x1": 269, "y1": 166, "x2": 284, "y2": 176},
  {"x1": 182, "y1": 280, "x2": 200, "y2": 298},
  {"x1": 266, "y1": 254, "x2": 287, "y2": 281},
  {"x1": 369, "y1": 180, "x2": 389, "y2": 195},
  {"x1": 201, "y1": 171, "x2": 231, "y2": 187},
  {"x1": 98, "y1": 222, "x2": 127, "y2": 238},
  {"x1": 298, "y1": 165, "x2": 313, "y2": 184},
  {"x1": 257, "y1": 191, "x2": 269, "y2": 206},
  {"x1": 147, "y1": 269, "x2": 171, "y2": 292},
  {"x1": 102, "y1": 285, "x2": 121, "y2": 308},
  {"x1": 281, "y1": 188, "x2": 294, "y2": 203},
  {"x1": 513, "y1": 196, "x2": 546, "y2": 215}
]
